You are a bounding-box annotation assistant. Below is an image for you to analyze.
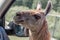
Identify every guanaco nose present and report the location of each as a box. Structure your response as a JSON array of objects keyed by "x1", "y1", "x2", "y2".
[{"x1": 16, "y1": 12, "x2": 24, "y2": 22}]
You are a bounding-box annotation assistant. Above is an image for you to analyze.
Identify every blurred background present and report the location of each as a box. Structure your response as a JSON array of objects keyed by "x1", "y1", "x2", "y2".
[{"x1": 5, "y1": 0, "x2": 60, "y2": 40}]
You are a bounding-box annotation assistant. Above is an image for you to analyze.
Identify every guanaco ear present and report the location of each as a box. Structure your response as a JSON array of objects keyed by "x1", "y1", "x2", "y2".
[
  {"x1": 36, "y1": 2, "x2": 42, "y2": 10},
  {"x1": 45, "y1": 0, "x2": 52, "y2": 16}
]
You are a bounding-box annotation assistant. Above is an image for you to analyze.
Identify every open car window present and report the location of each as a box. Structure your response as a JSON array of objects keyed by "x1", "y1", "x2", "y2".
[{"x1": 0, "y1": 0, "x2": 15, "y2": 18}]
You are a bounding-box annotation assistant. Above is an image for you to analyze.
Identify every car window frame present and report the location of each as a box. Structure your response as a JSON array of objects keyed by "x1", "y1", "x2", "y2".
[{"x1": 0, "y1": 0, "x2": 15, "y2": 18}]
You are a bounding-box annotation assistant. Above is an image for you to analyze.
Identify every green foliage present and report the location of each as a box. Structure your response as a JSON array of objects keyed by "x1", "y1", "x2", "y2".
[
  {"x1": 40, "y1": 0, "x2": 48, "y2": 9},
  {"x1": 12, "y1": 0, "x2": 60, "y2": 12},
  {"x1": 32, "y1": 0, "x2": 40, "y2": 9},
  {"x1": 5, "y1": 6, "x2": 29, "y2": 22},
  {"x1": 52, "y1": 0, "x2": 60, "y2": 12},
  {"x1": 13, "y1": 0, "x2": 23, "y2": 6},
  {"x1": 23, "y1": 0, "x2": 33, "y2": 8},
  {"x1": 32, "y1": 0, "x2": 49, "y2": 9}
]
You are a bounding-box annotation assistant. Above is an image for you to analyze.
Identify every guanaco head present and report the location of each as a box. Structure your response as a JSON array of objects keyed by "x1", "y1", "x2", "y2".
[{"x1": 13, "y1": 0, "x2": 52, "y2": 30}]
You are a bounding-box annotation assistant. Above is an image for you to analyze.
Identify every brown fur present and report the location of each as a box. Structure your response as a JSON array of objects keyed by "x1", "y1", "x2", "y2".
[
  {"x1": 13, "y1": 0, "x2": 52, "y2": 40},
  {"x1": 13, "y1": 10, "x2": 50, "y2": 40},
  {"x1": 29, "y1": 19, "x2": 50, "y2": 40}
]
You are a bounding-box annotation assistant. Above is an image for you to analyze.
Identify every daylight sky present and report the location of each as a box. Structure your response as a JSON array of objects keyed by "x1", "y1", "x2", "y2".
[{"x1": 0, "y1": 0, "x2": 5, "y2": 8}]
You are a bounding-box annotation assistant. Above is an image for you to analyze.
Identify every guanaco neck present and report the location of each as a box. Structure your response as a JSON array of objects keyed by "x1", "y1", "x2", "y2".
[{"x1": 29, "y1": 20, "x2": 50, "y2": 40}]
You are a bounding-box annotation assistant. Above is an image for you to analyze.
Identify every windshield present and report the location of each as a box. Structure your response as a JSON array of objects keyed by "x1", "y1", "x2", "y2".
[{"x1": 0, "y1": 0, "x2": 5, "y2": 8}]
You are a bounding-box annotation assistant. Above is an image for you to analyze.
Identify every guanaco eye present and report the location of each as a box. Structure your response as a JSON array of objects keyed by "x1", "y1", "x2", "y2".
[
  {"x1": 16, "y1": 12, "x2": 21, "y2": 16},
  {"x1": 33, "y1": 15, "x2": 41, "y2": 20}
]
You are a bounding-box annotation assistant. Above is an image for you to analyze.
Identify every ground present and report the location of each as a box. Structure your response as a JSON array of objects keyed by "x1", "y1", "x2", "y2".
[
  {"x1": 8, "y1": 35, "x2": 29, "y2": 40},
  {"x1": 9, "y1": 35, "x2": 57, "y2": 40}
]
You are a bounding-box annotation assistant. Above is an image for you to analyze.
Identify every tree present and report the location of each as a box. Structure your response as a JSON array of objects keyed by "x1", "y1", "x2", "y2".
[
  {"x1": 32, "y1": 0, "x2": 48, "y2": 9},
  {"x1": 32, "y1": 0, "x2": 40, "y2": 9},
  {"x1": 23, "y1": 0, "x2": 33, "y2": 8},
  {"x1": 13, "y1": 0, "x2": 23, "y2": 6},
  {"x1": 52, "y1": 0, "x2": 60, "y2": 12}
]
